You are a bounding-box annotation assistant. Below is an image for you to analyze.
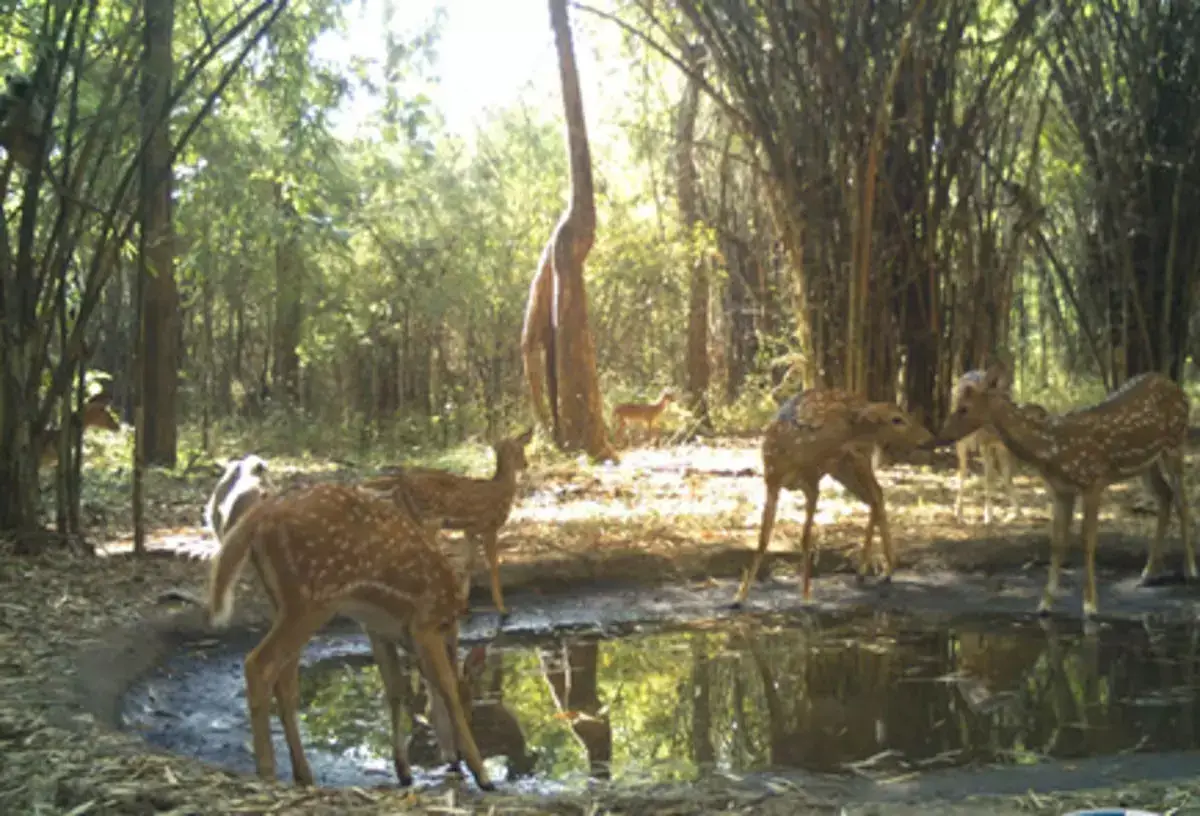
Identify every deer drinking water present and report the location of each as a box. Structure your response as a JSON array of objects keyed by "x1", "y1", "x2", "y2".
[
  {"x1": 361, "y1": 428, "x2": 534, "y2": 617},
  {"x1": 932, "y1": 363, "x2": 1196, "y2": 618},
  {"x1": 205, "y1": 460, "x2": 494, "y2": 790},
  {"x1": 733, "y1": 389, "x2": 934, "y2": 606}
]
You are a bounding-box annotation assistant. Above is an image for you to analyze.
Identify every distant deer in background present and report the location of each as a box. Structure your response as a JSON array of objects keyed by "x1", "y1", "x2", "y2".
[
  {"x1": 37, "y1": 392, "x2": 121, "y2": 468},
  {"x1": 612, "y1": 389, "x2": 675, "y2": 445},
  {"x1": 950, "y1": 369, "x2": 1021, "y2": 525}
]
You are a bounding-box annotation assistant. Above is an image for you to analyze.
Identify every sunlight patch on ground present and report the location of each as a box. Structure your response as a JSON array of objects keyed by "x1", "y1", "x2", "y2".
[{"x1": 514, "y1": 442, "x2": 871, "y2": 529}]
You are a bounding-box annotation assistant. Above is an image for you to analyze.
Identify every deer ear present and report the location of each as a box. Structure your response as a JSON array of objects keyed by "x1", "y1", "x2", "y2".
[
  {"x1": 984, "y1": 361, "x2": 1009, "y2": 391},
  {"x1": 517, "y1": 426, "x2": 534, "y2": 446}
]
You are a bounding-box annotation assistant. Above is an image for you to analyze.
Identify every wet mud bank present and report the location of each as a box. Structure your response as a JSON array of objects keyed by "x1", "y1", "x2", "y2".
[{"x1": 106, "y1": 565, "x2": 1200, "y2": 808}]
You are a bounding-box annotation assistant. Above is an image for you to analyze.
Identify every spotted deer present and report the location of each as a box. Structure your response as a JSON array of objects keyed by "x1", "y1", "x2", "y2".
[
  {"x1": 37, "y1": 392, "x2": 121, "y2": 468},
  {"x1": 612, "y1": 389, "x2": 674, "y2": 444},
  {"x1": 361, "y1": 427, "x2": 534, "y2": 617},
  {"x1": 933, "y1": 363, "x2": 1195, "y2": 618},
  {"x1": 951, "y1": 370, "x2": 1022, "y2": 524},
  {"x1": 206, "y1": 471, "x2": 494, "y2": 790},
  {"x1": 733, "y1": 389, "x2": 934, "y2": 606}
]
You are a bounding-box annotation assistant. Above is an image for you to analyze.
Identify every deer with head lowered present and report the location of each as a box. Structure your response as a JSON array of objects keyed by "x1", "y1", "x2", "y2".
[
  {"x1": 733, "y1": 389, "x2": 934, "y2": 606},
  {"x1": 361, "y1": 427, "x2": 534, "y2": 617},
  {"x1": 37, "y1": 392, "x2": 121, "y2": 468},
  {"x1": 206, "y1": 457, "x2": 494, "y2": 790},
  {"x1": 931, "y1": 363, "x2": 1195, "y2": 618},
  {"x1": 612, "y1": 389, "x2": 674, "y2": 445}
]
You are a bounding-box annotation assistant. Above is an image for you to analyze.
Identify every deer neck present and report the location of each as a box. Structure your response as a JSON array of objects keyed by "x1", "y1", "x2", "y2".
[
  {"x1": 492, "y1": 455, "x2": 521, "y2": 493},
  {"x1": 988, "y1": 398, "x2": 1056, "y2": 469}
]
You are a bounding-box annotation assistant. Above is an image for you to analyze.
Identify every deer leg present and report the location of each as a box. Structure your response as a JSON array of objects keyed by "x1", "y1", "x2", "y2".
[
  {"x1": 830, "y1": 454, "x2": 885, "y2": 582},
  {"x1": 799, "y1": 483, "x2": 820, "y2": 601},
  {"x1": 368, "y1": 633, "x2": 415, "y2": 786},
  {"x1": 482, "y1": 529, "x2": 508, "y2": 617},
  {"x1": 999, "y1": 447, "x2": 1020, "y2": 520},
  {"x1": 412, "y1": 626, "x2": 494, "y2": 791},
  {"x1": 1080, "y1": 488, "x2": 1103, "y2": 619},
  {"x1": 458, "y1": 533, "x2": 478, "y2": 610},
  {"x1": 1141, "y1": 465, "x2": 1173, "y2": 583},
  {"x1": 734, "y1": 478, "x2": 781, "y2": 606},
  {"x1": 1038, "y1": 491, "x2": 1076, "y2": 616},
  {"x1": 243, "y1": 606, "x2": 332, "y2": 782},
  {"x1": 274, "y1": 657, "x2": 314, "y2": 785},
  {"x1": 1163, "y1": 450, "x2": 1196, "y2": 580},
  {"x1": 954, "y1": 439, "x2": 969, "y2": 521},
  {"x1": 982, "y1": 443, "x2": 995, "y2": 526}
]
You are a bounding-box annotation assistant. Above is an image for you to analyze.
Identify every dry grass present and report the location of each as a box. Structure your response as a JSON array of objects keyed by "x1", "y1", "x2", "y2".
[{"x1": 3, "y1": 434, "x2": 1199, "y2": 814}]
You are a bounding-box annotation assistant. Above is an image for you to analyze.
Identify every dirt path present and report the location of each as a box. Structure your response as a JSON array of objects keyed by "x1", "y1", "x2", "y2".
[{"x1": 6, "y1": 438, "x2": 1200, "y2": 814}]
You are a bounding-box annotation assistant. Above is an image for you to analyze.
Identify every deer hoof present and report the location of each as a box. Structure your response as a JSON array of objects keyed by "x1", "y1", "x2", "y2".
[{"x1": 854, "y1": 572, "x2": 868, "y2": 586}]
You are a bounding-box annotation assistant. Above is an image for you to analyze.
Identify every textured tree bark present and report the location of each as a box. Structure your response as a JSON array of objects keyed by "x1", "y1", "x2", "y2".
[
  {"x1": 681, "y1": 41, "x2": 705, "y2": 427},
  {"x1": 272, "y1": 185, "x2": 302, "y2": 404},
  {"x1": 139, "y1": 0, "x2": 179, "y2": 467},
  {"x1": 520, "y1": 0, "x2": 613, "y2": 459},
  {"x1": 677, "y1": 42, "x2": 711, "y2": 428}
]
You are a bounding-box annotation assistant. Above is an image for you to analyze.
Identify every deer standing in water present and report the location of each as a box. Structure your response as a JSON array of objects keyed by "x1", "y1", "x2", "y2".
[
  {"x1": 733, "y1": 389, "x2": 934, "y2": 606},
  {"x1": 362, "y1": 427, "x2": 534, "y2": 617},
  {"x1": 612, "y1": 389, "x2": 674, "y2": 445},
  {"x1": 37, "y1": 392, "x2": 121, "y2": 468},
  {"x1": 205, "y1": 460, "x2": 494, "y2": 790},
  {"x1": 932, "y1": 362, "x2": 1195, "y2": 618}
]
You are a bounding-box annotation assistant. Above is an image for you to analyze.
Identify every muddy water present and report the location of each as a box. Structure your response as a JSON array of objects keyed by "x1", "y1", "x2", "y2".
[{"x1": 123, "y1": 605, "x2": 1200, "y2": 792}]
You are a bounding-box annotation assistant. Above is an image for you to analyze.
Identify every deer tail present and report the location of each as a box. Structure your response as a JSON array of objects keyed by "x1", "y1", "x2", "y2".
[{"x1": 207, "y1": 510, "x2": 258, "y2": 629}]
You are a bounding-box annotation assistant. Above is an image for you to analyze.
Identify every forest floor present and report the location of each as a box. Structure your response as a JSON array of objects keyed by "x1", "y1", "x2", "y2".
[{"x1": 3, "y1": 432, "x2": 1200, "y2": 814}]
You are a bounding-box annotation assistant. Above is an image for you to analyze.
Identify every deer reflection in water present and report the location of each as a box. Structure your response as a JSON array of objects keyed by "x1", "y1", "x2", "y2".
[
  {"x1": 735, "y1": 615, "x2": 1200, "y2": 774},
  {"x1": 288, "y1": 613, "x2": 1200, "y2": 783}
]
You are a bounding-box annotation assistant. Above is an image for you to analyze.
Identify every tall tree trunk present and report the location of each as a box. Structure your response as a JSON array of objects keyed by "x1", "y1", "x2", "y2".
[
  {"x1": 139, "y1": 0, "x2": 178, "y2": 467},
  {"x1": 533, "y1": 0, "x2": 612, "y2": 459},
  {"x1": 272, "y1": 185, "x2": 302, "y2": 404},
  {"x1": 677, "y1": 42, "x2": 710, "y2": 427}
]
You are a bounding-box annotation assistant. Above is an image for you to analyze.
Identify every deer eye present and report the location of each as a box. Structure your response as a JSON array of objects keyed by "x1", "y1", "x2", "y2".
[{"x1": 891, "y1": 416, "x2": 904, "y2": 426}]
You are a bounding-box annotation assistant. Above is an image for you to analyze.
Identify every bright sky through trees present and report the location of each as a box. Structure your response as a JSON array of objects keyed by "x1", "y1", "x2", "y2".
[{"x1": 315, "y1": 0, "x2": 564, "y2": 136}]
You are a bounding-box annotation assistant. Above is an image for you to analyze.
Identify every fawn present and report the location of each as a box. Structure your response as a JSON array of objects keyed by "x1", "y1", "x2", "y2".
[
  {"x1": 733, "y1": 388, "x2": 934, "y2": 606},
  {"x1": 951, "y1": 369, "x2": 1021, "y2": 524},
  {"x1": 37, "y1": 392, "x2": 121, "y2": 468},
  {"x1": 362, "y1": 427, "x2": 534, "y2": 616},
  {"x1": 612, "y1": 389, "x2": 674, "y2": 444},
  {"x1": 206, "y1": 464, "x2": 494, "y2": 790},
  {"x1": 933, "y1": 362, "x2": 1195, "y2": 618}
]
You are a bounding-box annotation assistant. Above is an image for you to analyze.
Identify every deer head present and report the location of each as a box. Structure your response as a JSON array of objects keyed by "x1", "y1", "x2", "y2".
[
  {"x1": 204, "y1": 454, "x2": 270, "y2": 539},
  {"x1": 936, "y1": 362, "x2": 1009, "y2": 445},
  {"x1": 494, "y1": 427, "x2": 534, "y2": 473},
  {"x1": 849, "y1": 402, "x2": 934, "y2": 451},
  {"x1": 80, "y1": 393, "x2": 120, "y2": 432}
]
